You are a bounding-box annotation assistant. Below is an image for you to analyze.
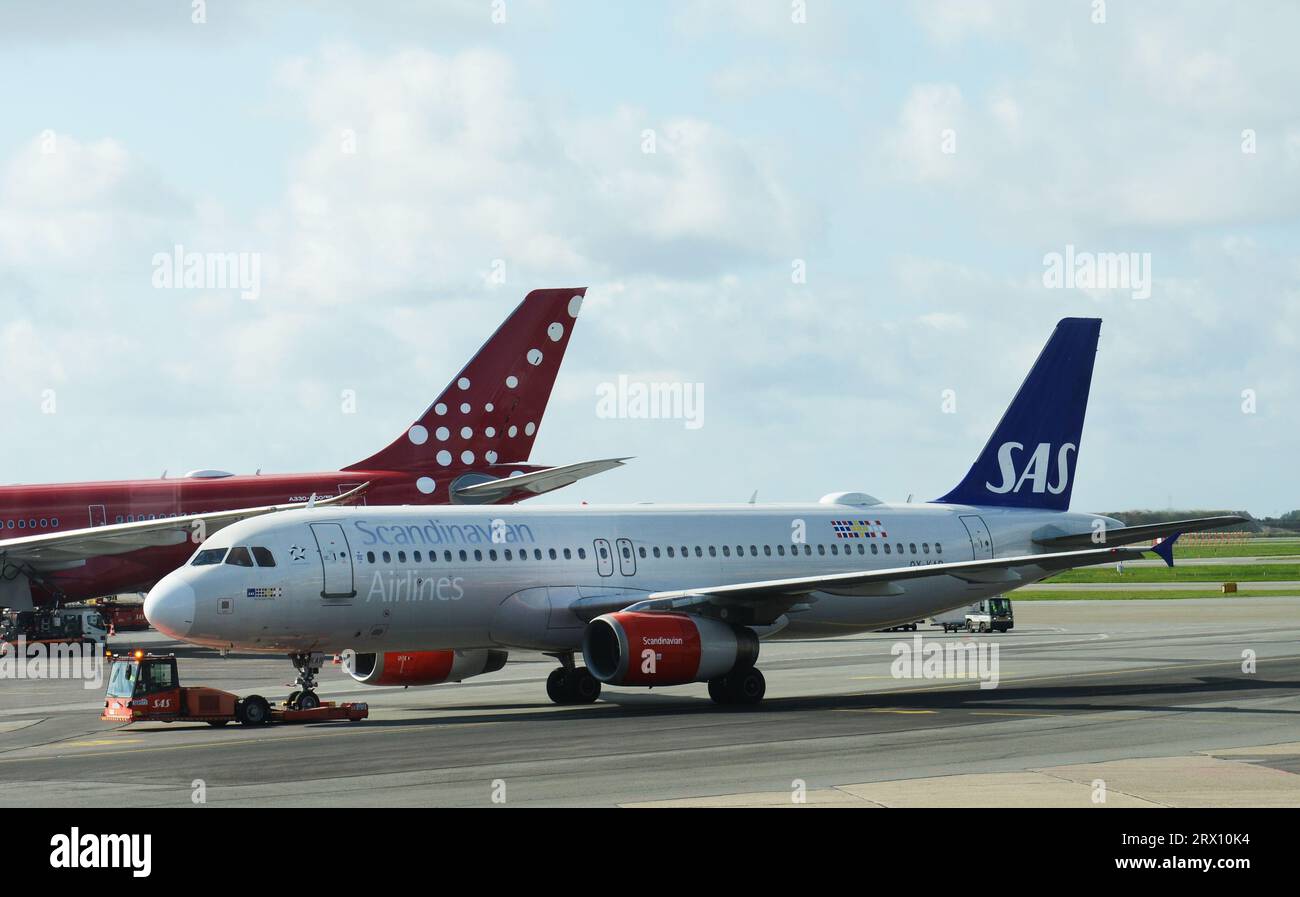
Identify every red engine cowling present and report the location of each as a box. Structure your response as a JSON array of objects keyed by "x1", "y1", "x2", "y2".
[
  {"x1": 582, "y1": 612, "x2": 759, "y2": 686},
  {"x1": 344, "y1": 649, "x2": 508, "y2": 686}
]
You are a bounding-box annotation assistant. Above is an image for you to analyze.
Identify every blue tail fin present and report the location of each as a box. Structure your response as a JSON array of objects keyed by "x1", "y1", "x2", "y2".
[{"x1": 935, "y1": 318, "x2": 1100, "y2": 511}]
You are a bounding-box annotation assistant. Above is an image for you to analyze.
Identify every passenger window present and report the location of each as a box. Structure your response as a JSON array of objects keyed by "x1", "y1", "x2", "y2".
[
  {"x1": 599, "y1": 546, "x2": 609, "y2": 559},
  {"x1": 414, "y1": 551, "x2": 423, "y2": 563},
  {"x1": 804, "y1": 545, "x2": 813, "y2": 556},
  {"x1": 763, "y1": 545, "x2": 772, "y2": 556},
  {"x1": 831, "y1": 544, "x2": 839, "y2": 555},
  {"x1": 489, "y1": 549, "x2": 498, "y2": 561},
  {"x1": 564, "y1": 548, "x2": 572, "y2": 560},
  {"x1": 474, "y1": 550, "x2": 483, "y2": 561},
  {"x1": 578, "y1": 548, "x2": 587, "y2": 560},
  {"x1": 884, "y1": 543, "x2": 892, "y2": 554},
  {"x1": 709, "y1": 546, "x2": 717, "y2": 557},
  {"x1": 723, "y1": 546, "x2": 731, "y2": 557},
  {"x1": 549, "y1": 549, "x2": 558, "y2": 560},
  {"x1": 638, "y1": 547, "x2": 646, "y2": 559},
  {"x1": 225, "y1": 547, "x2": 254, "y2": 567},
  {"x1": 817, "y1": 545, "x2": 826, "y2": 556},
  {"x1": 936, "y1": 543, "x2": 943, "y2": 555},
  {"x1": 777, "y1": 545, "x2": 786, "y2": 556},
  {"x1": 398, "y1": 551, "x2": 407, "y2": 563},
  {"x1": 458, "y1": 550, "x2": 467, "y2": 562},
  {"x1": 192, "y1": 548, "x2": 228, "y2": 566},
  {"x1": 504, "y1": 549, "x2": 512, "y2": 561},
  {"x1": 694, "y1": 547, "x2": 703, "y2": 557},
  {"x1": 251, "y1": 547, "x2": 276, "y2": 567},
  {"x1": 367, "y1": 551, "x2": 376, "y2": 564},
  {"x1": 383, "y1": 551, "x2": 392, "y2": 563},
  {"x1": 896, "y1": 543, "x2": 903, "y2": 554},
  {"x1": 534, "y1": 549, "x2": 542, "y2": 560},
  {"x1": 653, "y1": 547, "x2": 661, "y2": 558},
  {"x1": 750, "y1": 545, "x2": 758, "y2": 557},
  {"x1": 445, "y1": 551, "x2": 453, "y2": 562},
  {"x1": 666, "y1": 546, "x2": 675, "y2": 558},
  {"x1": 872, "y1": 544, "x2": 879, "y2": 555},
  {"x1": 923, "y1": 544, "x2": 930, "y2": 554}
]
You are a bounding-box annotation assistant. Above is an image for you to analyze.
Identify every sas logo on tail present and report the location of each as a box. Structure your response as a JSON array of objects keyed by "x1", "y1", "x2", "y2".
[{"x1": 985, "y1": 442, "x2": 1076, "y2": 495}]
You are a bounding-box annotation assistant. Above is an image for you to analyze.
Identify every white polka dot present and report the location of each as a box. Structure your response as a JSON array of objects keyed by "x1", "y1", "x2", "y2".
[
  {"x1": 434, "y1": 403, "x2": 447, "y2": 416},
  {"x1": 525, "y1": 422, "x2": 536, "y2": 436},
  {"x1": 460, "y1": 403, "x2": 471, "y2": 414},
  {"x1": 460, "y1": 426, "x2": 473, "y2": 439},
  {"x1": 568, "y1": 295, "x2": 583, "y2": 318},
  {"x1": 485, "y1": 426, "x2": 496, "y2": 437},
  {"x1": 457, "y1": 377, "x2": 471, "y2": 390},
  {"x1": 485, "y1": 450, "x2": 498, "y2": 463},
  {"x1": 547, "y1": 323, "x2": 564, "y2": 342},
  {"x1": 526, "y1": 349, "x2": 543, "y2": 366},
  {"x1": 407, "y1": 425, "x2": 428, "y2": 445},
  {"x1": 461, "y1": 450, "x2": 475, "y2": 464},
  {"x1": 435, "y1": 426, "x2": 450, "y2": 441},
  {"x1": 505, "y1": 375, "x2": 518, "y2": 389},
  {"x1": 416, "y1": 477, "x2": 436, "y2": 494},
  {"x1": 508, "y1": 425, "x2": 518, "y2": 437},
  {"x1": 436, "y1": 450, "x2": 452, "y2": 466},
  {"x1": 485, "y1": 403, "x2": 494, "y2": 412}
]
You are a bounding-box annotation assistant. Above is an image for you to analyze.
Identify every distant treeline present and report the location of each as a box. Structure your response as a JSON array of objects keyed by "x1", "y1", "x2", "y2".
[{"x1": 1104, "y1": 510, "x2": 1300, "y2": 534}]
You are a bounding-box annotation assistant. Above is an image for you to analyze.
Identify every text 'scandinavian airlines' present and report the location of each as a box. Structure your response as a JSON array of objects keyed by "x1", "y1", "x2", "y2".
[
  {"x1": 0, "y1": 289, "x2": 624, "y2": 611},
  {"x1": 145, "y1": 318, "x2": 1240, "y2": 708}
]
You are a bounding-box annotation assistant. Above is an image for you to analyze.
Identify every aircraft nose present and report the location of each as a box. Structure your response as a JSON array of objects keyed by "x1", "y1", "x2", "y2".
[{"x1": 144, "y1": 578, "x2": 195, "y2": 640}]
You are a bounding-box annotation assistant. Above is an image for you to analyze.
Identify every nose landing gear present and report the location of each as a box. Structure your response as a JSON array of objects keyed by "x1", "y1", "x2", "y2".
[{"x1": 286, "y1": 652, "x2": 325, "y2": 710}]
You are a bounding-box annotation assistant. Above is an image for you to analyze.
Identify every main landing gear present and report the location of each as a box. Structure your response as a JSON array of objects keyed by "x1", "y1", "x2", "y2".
[
  {"x1": 286, "y1": 652, "x2": 324, "y2": 711},
  {"x1": 707, "y1": 668, "x2": 766, "y2": 706},
  {"x1": 545, "y1": 654, "x2": 601, "y2": 705}
]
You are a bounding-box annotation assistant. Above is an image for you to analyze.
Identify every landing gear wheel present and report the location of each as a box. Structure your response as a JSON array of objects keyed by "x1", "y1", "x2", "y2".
[
  {"x1": 709, "y1": 669, "x2": 766, "y2": 705},
  {"x1": 286, "y1": 690, "x2": 301, "y2": 708},
  {"x1": 569, "y1": 668, "x2": 601, "y2": 704},
  {"x1": 295, "y1": 691, "x2": 321, "y2": 711},
  {"x1": 730, "y1": 668, "x2": 766, "y2": 705},
  {"x1": 238, "y1": 695, "x2": 271, "y2": 726},
  {"x1": 287, "y1": 652, "x2": 325, "y2": 710},
  {"x1": 546, "y1": 668, "x2": 570, "y2": 704},
  {"x1": 547, "y1": 667, "x2": 602, "y2": 704},
  {"x1": 708, "y1": 677, "x2": 730, "y2": 704}
]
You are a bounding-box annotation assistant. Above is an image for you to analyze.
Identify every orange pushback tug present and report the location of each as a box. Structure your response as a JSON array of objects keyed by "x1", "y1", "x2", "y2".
[{"x1": 101, "y1": 651, "x2": 368, "y2": 727}]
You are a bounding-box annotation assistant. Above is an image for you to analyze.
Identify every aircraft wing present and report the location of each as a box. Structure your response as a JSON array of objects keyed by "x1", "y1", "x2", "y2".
[
  {"x1": 604, "y1": 544, "x2": 1156, "y2": 627},
  {"x1": 452, "y1": 458, "x2": 630, "y2": 501},
  {"x1": 0, "y1": 483, "x2": 369, "y2": 569},
  {"x1": 1032, "y1": 514, "x2": 1247, "y2": 550}
]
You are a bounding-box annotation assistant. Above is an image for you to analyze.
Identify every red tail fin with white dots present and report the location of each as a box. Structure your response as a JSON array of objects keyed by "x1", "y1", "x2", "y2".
[{"x1": 343, "y1": 288, "x2": 586, "y2": 473}]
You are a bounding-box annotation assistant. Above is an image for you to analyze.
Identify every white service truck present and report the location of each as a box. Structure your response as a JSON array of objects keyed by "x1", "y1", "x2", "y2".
[{"x1": 932, "y1": 597, "x2": 1014, "y2": 633}]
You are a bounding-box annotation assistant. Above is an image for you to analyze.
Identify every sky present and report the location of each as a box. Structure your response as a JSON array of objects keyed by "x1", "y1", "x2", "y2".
[{"x1": 0, "y1": 1, "x2": 1296, "y2": 516}]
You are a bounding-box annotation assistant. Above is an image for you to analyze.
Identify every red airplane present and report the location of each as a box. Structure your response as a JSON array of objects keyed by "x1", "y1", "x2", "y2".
[{"x1": 0, "y1": 288, "x2": 624, "y2": 611}]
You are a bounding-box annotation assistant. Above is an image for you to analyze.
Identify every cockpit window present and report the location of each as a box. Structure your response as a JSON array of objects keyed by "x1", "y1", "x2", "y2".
[
  {"x1": 192, "y1": 548, "x2": 228, "y2": 566},
  {"x1": 251, "y1": 547, "x2": 276, "y2": 567},
  {"x1": 225, "y1": 547, "x2": 254, "y2": 567}
]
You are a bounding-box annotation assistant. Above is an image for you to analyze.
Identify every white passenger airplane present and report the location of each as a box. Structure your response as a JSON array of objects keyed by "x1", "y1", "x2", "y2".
[{"x1": 143, "y1": 318, "x2": 1241, "y2": 713}]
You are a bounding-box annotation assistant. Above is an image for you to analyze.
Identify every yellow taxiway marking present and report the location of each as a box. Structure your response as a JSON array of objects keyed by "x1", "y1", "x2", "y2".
[
  {"x1": 834, "y1": 708, "x2": 938, "y2": 715},
  {"x1": 66, "y1": 739, "x2": 143, "y2": 747},
  {"x1": 969, "y1": 711, "x2": 1060, "y2": 718}
]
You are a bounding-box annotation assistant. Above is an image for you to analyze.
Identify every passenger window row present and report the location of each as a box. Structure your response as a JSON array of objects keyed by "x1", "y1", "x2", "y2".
[
  {"x1": 358, "y1": 541, "x2": 943, "y2": 566},
  {"x1": 4, "y1": 517, "x2": 59, "y2": 530}
]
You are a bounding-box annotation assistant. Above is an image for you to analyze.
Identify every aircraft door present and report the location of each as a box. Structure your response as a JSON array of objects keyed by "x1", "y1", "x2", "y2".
[
  {"x1": 310, "y1": 522, "x2": 356, "y2": 598},
  {"x1": 88, "y1": 505, "x2": 106, "y2": 527},
  {"x1": 593, "y1": 539, "x2": 614, "y2": 577},
  {"x1": 959, "y1": 515, "x2": 994, "y2": 560},
  {"x1": 615, "y1": 538, "x2": 636, "y2": 576}
]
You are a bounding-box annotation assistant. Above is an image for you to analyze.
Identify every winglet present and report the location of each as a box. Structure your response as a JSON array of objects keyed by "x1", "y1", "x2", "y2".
[{"x1": 1150, "y1": 532, "x2": 1181, "y2": 568}]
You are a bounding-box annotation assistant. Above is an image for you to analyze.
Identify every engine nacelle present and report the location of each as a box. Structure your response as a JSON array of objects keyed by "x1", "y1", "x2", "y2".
[
  {"x1": 582, "y1": 612, "x2": 759, "y2": 686},
  {"x1": 344, "y1": 649, "x2": 507, "y2": 687}
]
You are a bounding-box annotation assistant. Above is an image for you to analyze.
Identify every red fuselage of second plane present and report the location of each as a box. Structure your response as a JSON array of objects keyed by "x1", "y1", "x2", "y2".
[{"x1": 0, "y1": 466, "x2": 552, "y2": 603}]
